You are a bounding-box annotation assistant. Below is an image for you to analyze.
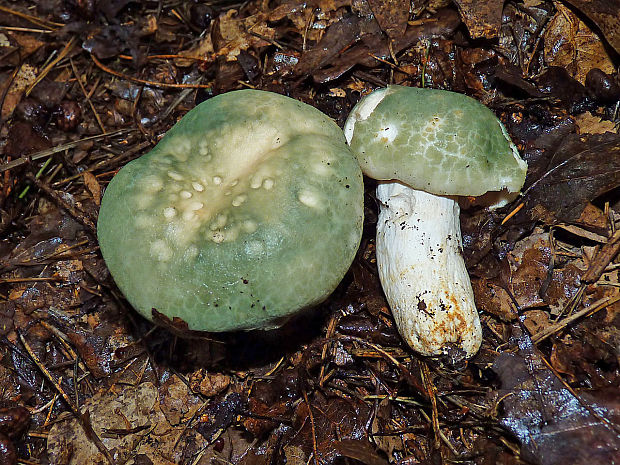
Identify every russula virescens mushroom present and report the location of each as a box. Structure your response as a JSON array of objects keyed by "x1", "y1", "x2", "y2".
[
  {"x1": 344, "y1": 85, "x2": 527, "y2": 358},
  {"x1": 98, "y1": 89, "x2": 363, "y2": 332}
]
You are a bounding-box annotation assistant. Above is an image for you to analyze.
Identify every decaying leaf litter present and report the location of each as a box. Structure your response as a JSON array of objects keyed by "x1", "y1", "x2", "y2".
[{"x1": 0, "y1": 0, "x2": 619, "y2": 464}]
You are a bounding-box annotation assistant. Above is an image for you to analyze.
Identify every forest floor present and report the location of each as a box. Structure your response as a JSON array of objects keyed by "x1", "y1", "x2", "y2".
[{"x1": 0, "y1": 0, "x2": 619, "y2": 464}]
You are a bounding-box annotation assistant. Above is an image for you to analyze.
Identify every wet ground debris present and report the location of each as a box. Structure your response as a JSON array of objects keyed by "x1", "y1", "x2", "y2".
[{"x1": 0, "y1": 0, "x2": 620, "y2": 464}]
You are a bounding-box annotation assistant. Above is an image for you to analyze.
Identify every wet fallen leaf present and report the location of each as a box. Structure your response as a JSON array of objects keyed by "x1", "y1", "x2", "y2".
[
  {"x1": 543, "y1": 3, "x2": 615, "y2": 84},
  {"x1": 366, "y1": 0, "x2": 409, "y2": 38},
  {"x1": 189, "y1": 369, "x2": 231, "y2": 397},
  {"x1": 3, "y1": 121, "x2": 50, "y2": 158},
  {"x1": 47, "y1": 380, "x2": 207, "y2": 464},
  {"x1": 82, "y1": 172, "x2": 101, "y2": 206},
  {"x1": 561, "y1": 0, "x2": 620, "y2": 54},
  {"x1": 575, "y1": 112, "x2": 618, "y2": 134},
  {"x1": 296, "y1": 8, "x2": 461, "y2": 83},
  {"x1": 491, "y1": 327, "x2": 620, "y2": 465},
  {"x1": 471, "y1": 278, "x2": 517, "y2": 321},
  {"x1": 195, "y1": 392, "x2": 246, "y2": 443},
  {"x1": 453, "y1": 0, "x2": 504, "y2": 39},
  {"x1": 517, "y1": 132, "x2": 620, "y2": 225},
  {"x1": 288, "y1": 393, "x2": 371, "y2": 465}
]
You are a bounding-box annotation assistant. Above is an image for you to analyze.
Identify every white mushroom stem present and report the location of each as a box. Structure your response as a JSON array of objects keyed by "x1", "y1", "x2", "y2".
[{"x1": 376, "y1": 181, "x2": 482, "y2": 357}]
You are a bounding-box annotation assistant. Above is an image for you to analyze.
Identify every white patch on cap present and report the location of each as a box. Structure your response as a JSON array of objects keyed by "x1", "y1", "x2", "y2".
[
  {"x1": 173, "y1": 140, "x2": 190, "y2": 160},
  {"x1": 213, "y1": 176, "x2": 222, "y2": 185},
  {"x1": 183, "y1": 210, "x2": 196, "y2": 221},
  {"x1": 262, "y1": 178, "x2": 274, "y2": 190},
  {"x1": 142, "y1": 176, "x2": 163, "y2": 192},
  {"x1": 163, "y1": 207, "x2": 176, "y2": 219},
  {"x1": 232, "y1": 194, "x2": 247, "y2": 207},
  {"x1": 243, "y1": 220, "x2": 258, "y2": 233},
  {"x1": 298, "y1": 190, "x2": 321, "y2": 209},
  {"x1": 151, "y1": 240, "x2": 172, "y2": 261},
  {"x1": 167, "y1": 171, "x2": 184, "y2": 181},
  {"x1": 211, "y1": 213, "x2": 227, "y2": 230},
  {"x1": 180, "y1": 190, "x2": 193, "y2": 199},
  {"x1": 250, "y1": 176, "x2": 262, "y2": 189},
  {"x1": 192, "y1": 182, "x2": 204, "y2": 192},
  {"x1": 375, "y1": 124, "x2": 398, "y2": 144},
  {"x1": 188, "y1": 201, "x2": 204, "y2": 211},
  {"x1": 312, "y1": 162, "x2": 332, "y2": 176},
  {"x1": 344, "y1": 87, "x2": 391, "y2": 144}
]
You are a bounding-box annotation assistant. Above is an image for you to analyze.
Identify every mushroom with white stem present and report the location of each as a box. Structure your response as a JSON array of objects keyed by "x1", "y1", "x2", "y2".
[
  {"x1": 97, "y1": 89, "x2": 364, "y2": 334},
  {"x1": 344, "y1": 85, "x2": 528, "y2": 359}
]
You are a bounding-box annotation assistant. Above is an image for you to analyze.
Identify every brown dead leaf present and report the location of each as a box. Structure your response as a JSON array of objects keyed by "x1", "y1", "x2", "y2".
[
  {"x1": 159, "y1": 375, "x2": 204, "y2": 425},
  {"x1": 492, "y1": 326, "x2": 620, "y2": 465},
  {"x1": 83, "y1": 172, "x2": 102, "y2": 205},
  {"x1": 508, "y1": 233, "x2": 551, "y2": 310},
  {"x1": 366, "y1": 0, "x2": 409, "y2": 39},
  {"x1": 370, "y1": 398, "x2": 405, "y2": 457},
  {"x1": 1, "y1": 63, "x2": 38, "y2": 120},
  {"x1": 298, "y1": 8, "x2": 460, "y2": 83},
  {"x1": 453, "y1": 0, "x2": 504, "y2": 39},
  {"x1": 289, "y1": 393, "x2": 371, "y2": 464},
  {"x1": 522, "y1": 309, "x2": 552, "y2": 334},
  {"x1": 517, "y1": 132, "x2": 620, "y2": 225},
  {"x1": 543, "y1": 3, "x2": 615, "y2": 84},
  {"x1": 215, "y1": 9, "x2": 274, "y2": 60},
  {"x1": 47, "y1": 381, "x2": 207, "y2": 464},
  {"x1": 471, "y1": 278, "x2": 517, "y2": 321},
  {"x1": 506, "y1": 232, "x2": 583, "y2": 314},
  {"x1": 561, "y1": 0, "x2": 620, "y2": 54},
  {"x1": 189, "y1": 369, "x2": 231, "y2": 397},
  {"x1": 574, "y1": 112, "x2": 618, "y2": 135}
]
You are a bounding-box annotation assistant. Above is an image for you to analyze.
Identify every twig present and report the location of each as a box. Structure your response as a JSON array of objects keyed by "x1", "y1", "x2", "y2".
[
  {"x1": 352, "y1": 338, "x2": 428, "y2": 399},
  {"x1": 90, "y1": 53, "x2": 212, "y2": 89},
  {"x1": 531, "y1": 294, "x2": 620, "y2": 344},
  {"x1": 302, "y1": 389, "x2": 320, "y2": 465},
  {"x1": 26, "y1": 173, "x2": 97, "y2": 235},
  {"x1": 0, "y1": 277, "x2": 63, "y2": 283},
  {"x1": 70, "y1": 58, "x2": 106, "y2": 133},
  {"x1": 0, "y1": 129, "x2": 132, "y2": 173},
  {"x1": 420, "y1": 362, "x2": 441, "y2": 453},
  {"x1": 0, "y1": 25, "x2": 54, "y2": 33},
  {"x1": 0, "y1": 5, "x2": 64, "y2": 29},
  {"x1": 18, "y1": 331, "x2": 116, "y2": 465},
  {"x1": 501, "y1": 202, "x2": 524, "y2": 225},
  {"x1": 319, "y1": 314, "x2": 338, "y2": 386},
  {"x1": 582, "y1": 229, "x2": 620, "y2": 284},
  {"x1": 26, "y1": 37, "x2": 77, "y2": 96}
]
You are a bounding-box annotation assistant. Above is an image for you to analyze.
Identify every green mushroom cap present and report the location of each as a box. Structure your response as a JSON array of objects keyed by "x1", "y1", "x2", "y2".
[
  {"x1": 97, "y1": 90, "x2": 364, "y2": 332},
  {"x1": 344, "y1": 85, "x2": 527, "y2": 196}
]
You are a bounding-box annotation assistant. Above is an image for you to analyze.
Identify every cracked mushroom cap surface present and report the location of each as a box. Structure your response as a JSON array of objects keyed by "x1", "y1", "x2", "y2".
[
  {"x1": 344, "y1": 85, "x2": 527, "y2": 196},
  {"x1": 97, "y1": 90, "x2": 364, "y2": 332}
]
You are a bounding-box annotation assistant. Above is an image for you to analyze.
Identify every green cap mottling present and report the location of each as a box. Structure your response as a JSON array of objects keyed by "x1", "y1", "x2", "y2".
[
  {"x1": 345, "y1": 85, "x2": 527, "y2": 196},
  {"x1": 97, "y1": 90, "x2": 364, "y2": 332}
]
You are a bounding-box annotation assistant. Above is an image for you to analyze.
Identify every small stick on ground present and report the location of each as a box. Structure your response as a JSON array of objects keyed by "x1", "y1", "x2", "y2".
[{"x1": 18, "y1": 331, "x2": 117, "y2": 465}]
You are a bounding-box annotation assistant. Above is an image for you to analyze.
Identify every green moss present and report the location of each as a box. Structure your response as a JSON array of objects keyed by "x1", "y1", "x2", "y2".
[{"x1": 98, "y1": 90, "x2": 364, "y2": 332}]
